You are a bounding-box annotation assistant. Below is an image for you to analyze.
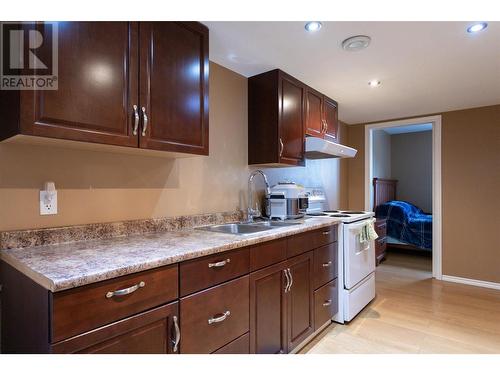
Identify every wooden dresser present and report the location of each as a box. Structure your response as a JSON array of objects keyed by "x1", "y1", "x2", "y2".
[{"x1": 374, "y1": 218, "x2": 387, "y2": 266}]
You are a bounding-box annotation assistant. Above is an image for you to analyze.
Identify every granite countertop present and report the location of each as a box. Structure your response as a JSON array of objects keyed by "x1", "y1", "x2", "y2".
[{"x1": 0, "y1": 217, "x2": 342, "y2": 292}]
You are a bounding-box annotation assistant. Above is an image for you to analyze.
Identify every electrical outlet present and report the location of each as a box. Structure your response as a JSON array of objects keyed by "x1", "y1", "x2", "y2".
[{"x1": 40, "y1": 190, "x2": 58, "y2": 215}]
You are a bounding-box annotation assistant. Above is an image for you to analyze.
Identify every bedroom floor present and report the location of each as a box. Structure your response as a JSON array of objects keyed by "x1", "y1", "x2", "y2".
[{"x1": 301, "y1": 252, "x2": 500, "y2": 354}]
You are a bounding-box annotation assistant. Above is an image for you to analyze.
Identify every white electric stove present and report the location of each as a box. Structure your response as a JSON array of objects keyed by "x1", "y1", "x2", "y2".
[{"x1": 305, "y1": 188, "x2": 376, "y2": 324}]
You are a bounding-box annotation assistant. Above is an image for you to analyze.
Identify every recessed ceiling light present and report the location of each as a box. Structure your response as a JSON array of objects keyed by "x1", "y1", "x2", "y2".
[
  {"x1": 467, "y1": 22, "x2": 488, "y2": 33},
  {"x1": 305, "y1": 22, "x2": 322, "y2": 32},
  {"x1": 342, "y1": 35, "x2": 371, "y2": 51},
  {"x1": 368, "y1": 80, "x2": 381, "y2": 87}
]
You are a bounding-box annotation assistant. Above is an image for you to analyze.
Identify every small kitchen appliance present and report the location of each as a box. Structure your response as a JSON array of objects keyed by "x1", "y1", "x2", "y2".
[{"x1": 266, "y1": 182, "x2": 309, "y2": 220}]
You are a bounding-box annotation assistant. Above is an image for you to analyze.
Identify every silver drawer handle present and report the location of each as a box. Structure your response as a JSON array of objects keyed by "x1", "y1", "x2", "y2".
[
  {"x1": 287, "y1": 268, "x2": 293, "y2": 291},
  {"x1": 279, "y1": 138, "x2": 284, "y2": 157},
  {"x1": 322, "y1": 231, "x2": 331, "y2": 235},
  {"x1": 322, "y1": 261, "x2": 332, "y2": 267},
  {"x1": 105, "y1": 281, "x2": 145, "y2": 299},
  {"x1": 208, "y1": 258, "x2": 231, "y2": 268},
  {"x1": 283, "y1": 268, "x2": 290, "y2": 293},
  {"x1": 208, "y1": 259, "x2": 231, "y2": 268},
  {"x1": 141, "y1": 107, "x2": 148, "y2": 136},
  {"x1": 132, "y1": 105, "x2": 139, "y2": 135},
  {"x1": 208, "y1": 310, "x2": 230, "y2": 325},
  {"x1": 172, "y1": 315, "x2": 180, "y2": 353},
  {"x1": 323, "y1": 299, "x2": 332, "y2": 307}
]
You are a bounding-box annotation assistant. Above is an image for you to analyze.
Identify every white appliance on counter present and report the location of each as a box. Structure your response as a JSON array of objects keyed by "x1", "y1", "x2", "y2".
[{"x1": 305, "y1": 187, "x2": 376, "y2": 324}]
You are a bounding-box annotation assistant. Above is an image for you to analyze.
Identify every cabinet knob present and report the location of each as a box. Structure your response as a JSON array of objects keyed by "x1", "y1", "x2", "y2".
[
  {"x1": 323, "y1": 299, "x2": 332, "y2": 307},
  {"x1": 322, "y1": 261, "x2": 332, "y2": 267}
]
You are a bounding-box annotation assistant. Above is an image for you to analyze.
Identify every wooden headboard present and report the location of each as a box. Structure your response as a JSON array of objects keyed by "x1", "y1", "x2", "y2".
[{"x1": 373, "y1": 178, "x2": 398, "y2": 211}]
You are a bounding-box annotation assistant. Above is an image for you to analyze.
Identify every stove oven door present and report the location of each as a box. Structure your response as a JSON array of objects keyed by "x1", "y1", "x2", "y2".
[{"x1": 343, "y1": 219, "x2": 376, "y2": 289}]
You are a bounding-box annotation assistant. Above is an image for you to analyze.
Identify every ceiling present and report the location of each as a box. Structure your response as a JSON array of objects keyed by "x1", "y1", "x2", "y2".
[{"x1": 204, "y1": 22, "x2": 500, "y2": 124}]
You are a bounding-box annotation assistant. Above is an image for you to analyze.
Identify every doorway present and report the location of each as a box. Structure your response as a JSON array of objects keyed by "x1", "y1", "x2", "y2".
[{"x1": 364, "y1": 115, "x2": 442, "y2": 280}]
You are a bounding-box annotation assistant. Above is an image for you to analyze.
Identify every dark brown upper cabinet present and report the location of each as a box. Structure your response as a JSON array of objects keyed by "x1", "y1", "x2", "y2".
[
  {"x1": 139, "y1": 22, "x2": 209, "y2": 155},
  {"x1": 305, "y1": 87, "x2": 324, "y2": 138},
  {"x1": 0, "y1": 21, "x2": 209, "y2": 156},
  {"x1": 323, "y1": 96, "x2": 339, "y2": 142},
  {"x1": 248, "y1": 69, "x2": 305, "y2": 167},
  {"x1": 248, "y1": 69, "x2": 340, "y2": 166},
  {"x1": 16, "y1": 22, "x2": 139, "y2": 147},
  {"x1": 305, "y1": 88, "x2": 339, "y2": 142}
]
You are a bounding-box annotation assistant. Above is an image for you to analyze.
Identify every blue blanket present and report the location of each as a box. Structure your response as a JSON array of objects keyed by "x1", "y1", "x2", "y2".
[{"x1": 375, "y1": 201, "x2": 432, "y2": 250}]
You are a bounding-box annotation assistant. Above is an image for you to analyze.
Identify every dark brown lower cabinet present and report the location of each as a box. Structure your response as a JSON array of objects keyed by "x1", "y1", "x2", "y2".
[
  {"x1": 213, "y1": 333, "x2": 250, "y2": 354},
  {"x1": 249, "y1": 252, "x2": 314, "y2": 354},
  {"x1": 286, "y1": 252, "x2": 314, "y2": 352},
  {"x1": 180, "y1": 276, "x2": 249, "y2": 354},
  {"x1": 249, "y1": 260, "x2": 288, "y2": 354},
  {"x1": 313, "y1": 279, "x2": 338, "y2": 331},
  {"x1": 51, "y1": 302, "x2": 179, "y2": 354}
]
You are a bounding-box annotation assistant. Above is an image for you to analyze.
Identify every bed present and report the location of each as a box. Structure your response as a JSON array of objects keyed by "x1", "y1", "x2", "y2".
[{"x1": 373, "y1": 178, "x2": 432, "y2": 251}]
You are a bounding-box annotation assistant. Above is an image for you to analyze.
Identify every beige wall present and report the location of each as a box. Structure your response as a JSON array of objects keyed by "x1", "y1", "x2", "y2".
[
  {"x1": 391, "y1": 131, "x2": 432, "y2": 213},
  {"x1": 346, "y1": 124, "x2": 366, "y2": 210},
  {"x1": 441, "y1": 106, "x2": 500, "y2": 283},
  {"x1": 0, "y1": 63, "x2": 347, "y2": 231},
  {"x1": 372, "y1": 129, "x2": 392, "y2": 180},
  {"x1": 346, "y1": 104, "x2": 500, "y2": 283}
]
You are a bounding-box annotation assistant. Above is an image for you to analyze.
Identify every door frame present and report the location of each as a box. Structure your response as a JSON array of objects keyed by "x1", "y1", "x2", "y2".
[{"x1": 364, "y1": 115, "x2": 442, "y2": 280}]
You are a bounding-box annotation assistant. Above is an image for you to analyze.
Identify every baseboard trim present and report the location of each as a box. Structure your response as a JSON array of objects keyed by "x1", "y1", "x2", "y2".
[{"x1": 442, "y1": 275, "x2": 500, "y2": 290}]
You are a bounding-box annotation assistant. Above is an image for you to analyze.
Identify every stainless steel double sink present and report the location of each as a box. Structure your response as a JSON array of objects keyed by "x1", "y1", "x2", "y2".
[{"x1": 197, "y1": 220, "x2": 303, "y2": 236}]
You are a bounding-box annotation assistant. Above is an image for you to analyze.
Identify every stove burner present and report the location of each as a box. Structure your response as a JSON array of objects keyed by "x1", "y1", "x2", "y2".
[
  {"x1": 323, "y1": 210, "x2": 340, "y2": 213},
  {"x1": 329, "y1": 214, "x2": 350, "y2": 218},
  {"x1": 307, "y1": 213, "x2": 328, "y2": 216},
  {"x1": 340, "y1": 211, "x2": 366, "y2": 214}
]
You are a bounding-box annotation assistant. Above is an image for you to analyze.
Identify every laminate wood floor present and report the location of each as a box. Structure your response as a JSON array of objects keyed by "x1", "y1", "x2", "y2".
[{"x1": 302, "y1": 252, "x2": 500, "y2": 354}]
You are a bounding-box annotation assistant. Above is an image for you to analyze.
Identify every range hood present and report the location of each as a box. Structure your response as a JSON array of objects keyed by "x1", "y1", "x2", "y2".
[{"x1": 305, "y1": 137, "x2": 357, "y2": 159}]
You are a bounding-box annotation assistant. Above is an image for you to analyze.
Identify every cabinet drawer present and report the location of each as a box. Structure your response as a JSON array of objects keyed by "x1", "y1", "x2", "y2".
[
  {"x1": 287, "y1": 225, "x2": 337, "y2": 258},
  {"x1": 213, "y1": 332, "x2": 250, "y2": 354},
  {"x1": 313, "y1": 243, "x2": 338, "y2": 289},
  {"x1": 180, "y1": 247, "x2": 249, "y2": 296},
  {"x1": 314, "y1": 279, "x2": 338, "y2": 331},
  {"x1": 250, "y1": 238, "x2": 287, "y2": 272},
  {"x1": 375, "y1": 237, "x2": 387, "y2": 256},
  {"x1": 375, "y1": 219, "x2": 387, "y2": 237},
  {"x1": 52, "y1": 265, "x2": 178, "y2": 343},
  {"x1": 180, "y1": 275, "x2": 249, "y2": 353},
  {"x1": 51, "y1": 302, "x2": 179, "y2": 354}
]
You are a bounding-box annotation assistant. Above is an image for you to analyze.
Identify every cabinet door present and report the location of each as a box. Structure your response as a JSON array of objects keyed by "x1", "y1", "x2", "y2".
[
  {"x1": 323, "y1": 96, "x2": 338, "y2": 142},
  {"x1": 20, "y1": 22, "x2": 139, "y2": 147},
  {"x1": 305, "y1": 88, "x2": 324, "y2": 138},
  {"x1": 286, "y1": 252, "x2": 314, "y2": 352},
  {"x1": 51, "y1": 303, "x2": 180, "y2": 354},
  {"x1": 249, "y1": 260, "x2": 288, "y2": 354},
  {"x1": 139, "y1": 22, "x2": 209, "y2": 155},
  {"x1": 278, "y1": 73, "x2": 305, "y2": 165}
]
